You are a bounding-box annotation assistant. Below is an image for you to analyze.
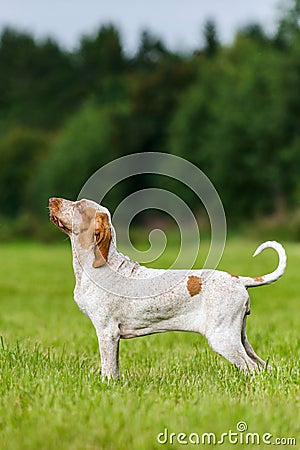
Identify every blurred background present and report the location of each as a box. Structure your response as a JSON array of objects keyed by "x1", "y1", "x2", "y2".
[{"x1": 0, "y1": 0, "x2": 299, "y2": 241}]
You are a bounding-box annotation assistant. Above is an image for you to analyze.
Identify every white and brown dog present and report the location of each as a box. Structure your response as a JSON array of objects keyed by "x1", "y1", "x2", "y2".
[{"x1": 49, "y1": 197, "x2": 286, "y2": 379}]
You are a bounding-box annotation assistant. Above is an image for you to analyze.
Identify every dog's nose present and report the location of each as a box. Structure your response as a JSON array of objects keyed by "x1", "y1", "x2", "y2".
[
  {"x1": 49, "y1": 197, "x2": 57, "y2": 206},
  {"x1": 49, "y1": 197, "x2": 62, "y2": 211}
]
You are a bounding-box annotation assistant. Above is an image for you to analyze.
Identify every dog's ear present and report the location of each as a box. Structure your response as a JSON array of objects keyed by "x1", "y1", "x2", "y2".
[{"x1": 93, "y1": 212, "x2": 112, "y2": 268}]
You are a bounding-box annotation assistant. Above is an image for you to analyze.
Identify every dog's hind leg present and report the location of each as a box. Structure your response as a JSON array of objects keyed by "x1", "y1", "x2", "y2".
[
  {"x1": 209, "y1": 339, "x2": 259, "y2": 372},
  {"x1": 241, "y1": 316, "x2": 267, "y2": 369},
  {"x1": 207, "y1": 326, "x2": 260, "y2": 373}
]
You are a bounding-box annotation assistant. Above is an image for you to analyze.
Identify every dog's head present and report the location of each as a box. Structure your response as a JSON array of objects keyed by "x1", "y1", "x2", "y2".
[{"x1": 49, "y1": 197, "x2": 112, "y2": 267}]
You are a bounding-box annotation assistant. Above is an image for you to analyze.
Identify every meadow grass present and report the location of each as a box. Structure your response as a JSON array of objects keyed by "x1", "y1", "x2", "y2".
[{"x1": 0, "y1": 238, "x2": 299, "y2": 449}]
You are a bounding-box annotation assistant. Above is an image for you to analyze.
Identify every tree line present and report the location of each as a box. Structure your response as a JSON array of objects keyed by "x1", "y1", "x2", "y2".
[{"x1": 0, "y1": 0, "x2": 299, "y2": 239}]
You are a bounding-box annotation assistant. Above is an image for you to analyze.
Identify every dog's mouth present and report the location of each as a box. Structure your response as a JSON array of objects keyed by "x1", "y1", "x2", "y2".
[{"x1": 50, "y1": 211, "x2": 72, "y2": 235}]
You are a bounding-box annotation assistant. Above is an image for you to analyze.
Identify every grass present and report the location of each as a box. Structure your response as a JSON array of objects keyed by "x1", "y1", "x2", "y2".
[{"x1": 0, "y1": 238, "x2": 299, "y2": 449}]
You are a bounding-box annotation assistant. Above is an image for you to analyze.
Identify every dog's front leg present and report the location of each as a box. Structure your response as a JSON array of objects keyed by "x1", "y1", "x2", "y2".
[{"x1": 96, "y1": 331, "x2": 120, "y2": 380}]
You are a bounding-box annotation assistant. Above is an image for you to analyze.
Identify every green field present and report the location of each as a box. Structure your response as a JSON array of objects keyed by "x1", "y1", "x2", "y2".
[{"x1": 0, "y1": 239, "x2": 299, "y2": 449}]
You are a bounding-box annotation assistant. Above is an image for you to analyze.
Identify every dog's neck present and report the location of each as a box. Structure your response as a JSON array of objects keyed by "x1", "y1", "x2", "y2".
[{"x1": 71, "y1": 235, "x2": 141, "y2": 281}]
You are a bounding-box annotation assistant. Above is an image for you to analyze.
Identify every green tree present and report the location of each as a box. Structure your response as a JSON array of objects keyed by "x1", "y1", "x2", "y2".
[
  {"x1": 32, "y1": 100, "x2": 131, "y2": 215},
  {"x1": 0, "y1": 128, "x2": 50, "y2": 216},
  {"x1": 275, "y1": 0, "x2": 300, "y2": 47},
  {"x1": 203, "y1": 20, "x2": 219, "y2": 57},
  {"x1": 77, "y1": 25, "x2": 125, "y2": 95},
  {"x1": 169, "y1": 36, "x2": 292, "y2": 219},
  {"x1": 238, "y1": 23, "x2": 270, "y2": 45},
  {"x1": 128, "y1": 54, "x2": 195, "y2": 155},
  {"x1": 133, "y1": 30, "x2": 169, "y2": 70},
  {"x1": 0, "y1": 28, "x2": 82, "y2": 129}
]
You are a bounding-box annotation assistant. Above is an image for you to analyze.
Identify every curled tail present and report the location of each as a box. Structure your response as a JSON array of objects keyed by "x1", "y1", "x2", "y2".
[{"x1": 241, "y1": 241, "x2": 287, "y2": 288}]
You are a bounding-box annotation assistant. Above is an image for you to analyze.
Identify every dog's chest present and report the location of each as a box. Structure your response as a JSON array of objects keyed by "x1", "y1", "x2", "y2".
[{"x1": 73, "y1": 283, "x2": 92, "y2": 316}]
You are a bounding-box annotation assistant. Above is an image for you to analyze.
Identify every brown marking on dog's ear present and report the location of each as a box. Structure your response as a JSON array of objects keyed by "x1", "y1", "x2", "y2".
[
  {"x1": 230, "y1": 273, "x2": 239, "y2": 278},
  {"x1": 78, "y1": 206, "x2": 98, "y2": 249},
  {"x1": 93, "y1": 212, "x2": 112, "y2": 268},
  {"x1": 187, "y1": 275, "x2": 202, "y2": 297},
  {"x1": 254, "y1": 276, "x2": 264, "y2": 282}
]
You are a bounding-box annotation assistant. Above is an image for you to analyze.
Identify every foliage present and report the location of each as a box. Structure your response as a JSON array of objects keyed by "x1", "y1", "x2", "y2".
[
  {"x1": 31, "y1": 100, "x2": 131, "y2": 214},
  {"x1": 0, "y1": 127, "x2": 50, "y2": 217},
  {"x1": 276, "y1": 0, "x2": 300, "y2": 47},
  {"x1": 0, "y1": 28, "x2": 82, "y2": 129},
  {"x1": 0, "y1": 1, "x2": 300, "y2": 236},
  {"x1": 77, "y1": 24, "x2": 125, "y2": 95},
  {"x1": 203, "y1": 19, "x2": 220, "y2": 57},
  {"x1": 169, "y1": 34, "x2": 300, "y2": 220}
]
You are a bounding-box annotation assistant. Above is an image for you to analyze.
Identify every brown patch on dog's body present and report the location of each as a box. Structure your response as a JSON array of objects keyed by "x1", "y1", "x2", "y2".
[
  {"x1": 230, "y1": 273, "x2": 239, "y2": 279},
  {"x1": 187, "y1": 276, "x2": 202, "y2": 297},
  {"x1": 254, "y1": 276, "x2": 264, "y2": 282}
]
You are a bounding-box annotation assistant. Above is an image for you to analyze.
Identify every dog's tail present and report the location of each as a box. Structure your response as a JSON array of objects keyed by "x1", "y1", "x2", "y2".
[{"x1": 240, "y1": 241, "x2": 287, "y2": 288}]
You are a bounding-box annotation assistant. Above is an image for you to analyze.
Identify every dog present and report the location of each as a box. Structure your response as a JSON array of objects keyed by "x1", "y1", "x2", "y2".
[{"x1": 49, "y1": 197, "x2": 286, "y2": 379}]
